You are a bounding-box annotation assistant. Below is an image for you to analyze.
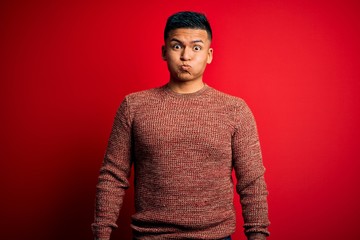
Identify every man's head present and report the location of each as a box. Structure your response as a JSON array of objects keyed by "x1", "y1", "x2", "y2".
[
  {"x1": 162, "y1": 11, "x2": 213, "y2": 84},
  {"x1": 164, "y1": 11, "x2": 212, "y2": 42}
]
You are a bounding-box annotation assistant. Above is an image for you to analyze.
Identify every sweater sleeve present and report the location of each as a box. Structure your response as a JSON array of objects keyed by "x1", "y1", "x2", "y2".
[
  {"x1": 231, "y1": 100, "x2": 270, "y2": 237},
  {"x1": 91, "y1": 97, "x2": 133, "y2": 239}
]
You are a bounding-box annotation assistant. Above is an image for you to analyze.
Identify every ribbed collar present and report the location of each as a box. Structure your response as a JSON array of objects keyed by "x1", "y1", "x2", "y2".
[{"x1": 162, "y1": 83, "x2": 210, "y2": 99}]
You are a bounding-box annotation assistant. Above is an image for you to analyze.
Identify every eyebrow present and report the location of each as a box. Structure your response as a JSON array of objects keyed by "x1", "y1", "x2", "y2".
[{"x1": 170, "y1": 38, "x2": 204, "y2": 44}]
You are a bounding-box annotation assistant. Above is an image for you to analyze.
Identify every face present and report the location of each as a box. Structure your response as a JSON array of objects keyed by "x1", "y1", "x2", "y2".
[{"x1": 162, "y1": 28, "x2": 213, "y2": 83}]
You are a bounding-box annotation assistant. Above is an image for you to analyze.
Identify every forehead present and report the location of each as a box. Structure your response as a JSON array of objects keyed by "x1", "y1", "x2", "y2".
[{"x1": 167, "y1": 28, "x2": 209, "y2": 42}]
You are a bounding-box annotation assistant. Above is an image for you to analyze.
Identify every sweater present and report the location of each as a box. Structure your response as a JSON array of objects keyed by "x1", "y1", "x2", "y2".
[{"x1": 92, "y1": 84, "x2": 270, "y2": 239}]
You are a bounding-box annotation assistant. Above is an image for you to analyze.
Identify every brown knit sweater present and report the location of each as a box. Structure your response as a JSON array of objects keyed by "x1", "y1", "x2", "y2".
[{"x1": 92, "y1": 85, "x2": 270, "y2": 239}]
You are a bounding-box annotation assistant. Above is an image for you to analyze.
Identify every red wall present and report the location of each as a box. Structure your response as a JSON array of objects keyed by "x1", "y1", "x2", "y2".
[{"x1": 1, "y1": 1, "x2": 360, "y2": 239}]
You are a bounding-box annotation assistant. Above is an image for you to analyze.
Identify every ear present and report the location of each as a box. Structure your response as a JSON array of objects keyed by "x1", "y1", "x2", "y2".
[
  {"x1": 207, "y1": 48, "x2": 213, "y2": 64},
  {"x1": 161, "y1": 45, "x2": 167, "y2": 61}
]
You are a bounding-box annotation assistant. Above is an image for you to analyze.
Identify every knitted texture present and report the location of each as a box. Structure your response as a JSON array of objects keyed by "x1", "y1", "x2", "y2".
[{"x1": 92, "y1": 85, "x2": 270, "y2": 239}]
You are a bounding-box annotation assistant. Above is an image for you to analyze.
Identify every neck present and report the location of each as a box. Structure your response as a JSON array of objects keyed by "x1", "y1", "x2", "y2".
[{"x1": 167, "y1": 80, "x2": 205, "y2": 94}]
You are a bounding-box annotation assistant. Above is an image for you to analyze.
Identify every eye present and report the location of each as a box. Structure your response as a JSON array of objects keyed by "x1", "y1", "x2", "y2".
[
  {"x1": 173, "y1": 44, "x2": 182, "y2": 50},
  {"x1": 193, "y1": 45, "x2": 202, "y2": 51}
]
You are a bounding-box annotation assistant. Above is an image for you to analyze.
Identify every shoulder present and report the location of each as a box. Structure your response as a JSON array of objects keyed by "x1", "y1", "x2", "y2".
[
  {"x1": 126, "y1": 86, "x2": 163, "y2": 100},
  {"x1": 118, "y1": 86, "x2": 168, "y2": 119},
  {"x1": 123, "y1": 86, "x2": 165, "y2": 106},
  {"x1": 207, "y1": 86, "x2": 248, "y2": 109},
  {"x1": 115, "y1": 86, "x2": 165, "y2": 123},
  {"x1": 206, "y1": 87, "x2": 255, "y2": 126}
]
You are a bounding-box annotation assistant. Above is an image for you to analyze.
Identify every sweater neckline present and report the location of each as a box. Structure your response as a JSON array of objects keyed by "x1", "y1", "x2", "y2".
[{"x1": 163, "y1": 83, "x2": 210, "y2": 99}]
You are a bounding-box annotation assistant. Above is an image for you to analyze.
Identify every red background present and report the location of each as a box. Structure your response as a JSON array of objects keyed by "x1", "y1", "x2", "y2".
[{"x1": 1, "y1": 0, "x2": 360, "y2": 239}]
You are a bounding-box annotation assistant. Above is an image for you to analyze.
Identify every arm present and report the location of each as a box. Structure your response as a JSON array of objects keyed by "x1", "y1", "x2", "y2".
[
  {"x1": 91, "y1": 98, "x2": 133, "y2": 240},
  {"x1": 232, "y1": 101, "x2": 270, "y2": 239}
]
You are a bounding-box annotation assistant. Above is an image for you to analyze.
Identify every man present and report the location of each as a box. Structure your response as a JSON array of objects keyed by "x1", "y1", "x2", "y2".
[{"x1": 92, "y1": 11, "x2": 270, "y2": 240}]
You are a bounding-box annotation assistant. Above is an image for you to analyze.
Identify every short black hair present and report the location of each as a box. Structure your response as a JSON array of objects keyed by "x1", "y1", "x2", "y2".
[{"x1": 164, "y1": 11, "x2": 212, "y2": 41}]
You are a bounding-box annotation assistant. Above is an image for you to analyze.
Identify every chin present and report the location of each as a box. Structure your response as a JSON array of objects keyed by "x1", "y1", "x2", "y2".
[
  {"x1": 175, "y1": 77, "x2": 194, "y2": 82},
  {"x1": 169, "y1": 75, "x2": 188, "y2": 82}
]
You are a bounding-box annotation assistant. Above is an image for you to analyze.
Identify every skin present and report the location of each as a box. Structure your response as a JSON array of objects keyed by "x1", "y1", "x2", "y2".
[{"x1": 162, "y1": 28, "x2": 213, "y2": 93}]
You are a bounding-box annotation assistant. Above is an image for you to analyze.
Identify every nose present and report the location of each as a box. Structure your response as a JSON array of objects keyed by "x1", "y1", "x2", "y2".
[{"x1": 180, "y1": 47, "x2": 192, "y2": 61}]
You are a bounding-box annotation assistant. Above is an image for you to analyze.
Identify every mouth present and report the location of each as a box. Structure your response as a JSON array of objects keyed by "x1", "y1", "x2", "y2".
[{"x1": 180, "y1": 65, "x2": 191, "y2": 71}]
